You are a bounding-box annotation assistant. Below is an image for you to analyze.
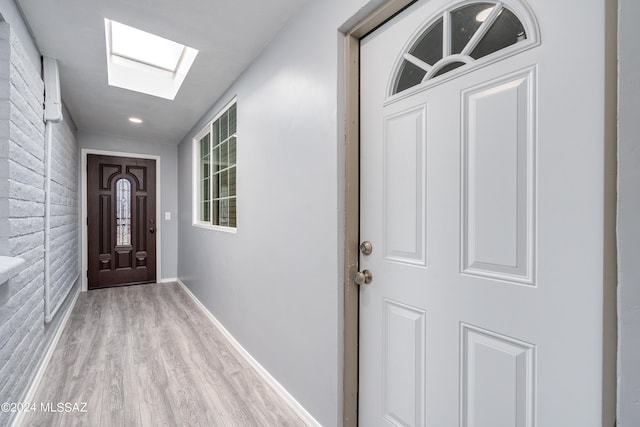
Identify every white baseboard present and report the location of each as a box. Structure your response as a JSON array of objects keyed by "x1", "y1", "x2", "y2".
[
  {"x1": 11, "y1": 285, "x2": 81, "y2": 427},
  {"x1": 157, "y1": 277, "x2": 178, "y2": 284},
  {"x1": 175, "y1": 278, "x2": 321, "y2": 427}
]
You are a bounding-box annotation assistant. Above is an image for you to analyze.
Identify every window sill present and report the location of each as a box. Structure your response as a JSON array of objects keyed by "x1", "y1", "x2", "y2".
[
  {"x1": 192, "y1": 222, "x2": 237, "y2": 234},
  {"x1": 0, "y1": 256, "x2": 26, "y2": 285}
]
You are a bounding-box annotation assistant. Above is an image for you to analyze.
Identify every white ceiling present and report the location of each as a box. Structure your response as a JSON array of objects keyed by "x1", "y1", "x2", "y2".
[{"x1": 16, "y1": 0, "x2": 308, "y2": 145}]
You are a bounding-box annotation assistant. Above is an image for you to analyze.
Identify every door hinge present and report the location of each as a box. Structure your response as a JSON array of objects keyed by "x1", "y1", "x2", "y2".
[
  {"x1": 86, "y1": 217, "x2": 88, "y2": 225},
  {"x1": 86, "y1": 270, "x2": 89, "y2": 278}
]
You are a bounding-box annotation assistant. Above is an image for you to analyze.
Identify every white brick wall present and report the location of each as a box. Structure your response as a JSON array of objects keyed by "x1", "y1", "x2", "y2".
[
  {"x1": 0, "y1": 24, "x2": 79, "y2": 427},
  {"x1": 48, "y1": 113, "x2": 78, "y2": 310}
]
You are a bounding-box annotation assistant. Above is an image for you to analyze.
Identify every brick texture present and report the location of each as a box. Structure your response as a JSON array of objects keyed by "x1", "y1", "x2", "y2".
[{"x1": 0, "y1": 24, "x2": 79, "y2": 427}]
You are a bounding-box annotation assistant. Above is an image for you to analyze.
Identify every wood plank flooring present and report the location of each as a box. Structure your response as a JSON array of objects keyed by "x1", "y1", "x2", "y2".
[{"x1": 22, "y1": 282, "x2": 307, "y2": 427}]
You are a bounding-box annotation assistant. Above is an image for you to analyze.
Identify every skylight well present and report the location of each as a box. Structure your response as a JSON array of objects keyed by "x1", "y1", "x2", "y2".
[{"x1": 104, "y1": 19, "x2": 198, "y2": 100}]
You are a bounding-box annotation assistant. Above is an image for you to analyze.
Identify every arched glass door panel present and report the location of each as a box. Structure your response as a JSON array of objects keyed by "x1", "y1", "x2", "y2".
[{"x1": 116, "y1": 178, "x2": 131, "y2": 246}]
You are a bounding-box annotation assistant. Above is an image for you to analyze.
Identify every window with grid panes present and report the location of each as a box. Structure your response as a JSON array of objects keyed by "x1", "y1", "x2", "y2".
[{"x1": 194, "y1": 101, "x2": 237, "y2": 229}]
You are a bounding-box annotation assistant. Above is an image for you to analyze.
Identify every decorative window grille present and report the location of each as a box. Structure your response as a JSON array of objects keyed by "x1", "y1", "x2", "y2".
[
  {"x1": 392, "y1": 1, "x2": 537, "y2": 95},
  {"x1": 115, "y1": 178, "x2": 131, "y2": 245}
]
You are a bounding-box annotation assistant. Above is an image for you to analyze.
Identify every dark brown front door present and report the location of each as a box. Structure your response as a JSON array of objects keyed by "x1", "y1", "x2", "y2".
[{"x1": 87, "y1": 154, "x2": 156, "y2": 289}]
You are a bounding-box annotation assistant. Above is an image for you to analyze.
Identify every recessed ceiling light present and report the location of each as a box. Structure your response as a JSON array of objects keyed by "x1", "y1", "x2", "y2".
[
  {"x1": 129, "y1": 117, "x2": 143, "y2": 124},
  {"x1": 104, "y1": 19, "x2": 199, "y2": 100}
]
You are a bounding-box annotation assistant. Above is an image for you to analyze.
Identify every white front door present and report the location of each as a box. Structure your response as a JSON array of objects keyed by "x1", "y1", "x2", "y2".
[{"x1": 359, "y1": 0, "x2": 608, "y2": 425}]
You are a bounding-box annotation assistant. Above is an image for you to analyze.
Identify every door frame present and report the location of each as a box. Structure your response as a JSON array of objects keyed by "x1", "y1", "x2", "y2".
[
  {"x1": 81, "y1": 149, "x2": 162, "y2": 292},
  {"x1": 342, "y1": 1, "x2": 416, "y2": 425}
]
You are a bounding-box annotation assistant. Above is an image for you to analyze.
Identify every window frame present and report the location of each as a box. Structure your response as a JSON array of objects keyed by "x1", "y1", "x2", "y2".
[{"x1": 192, "y1": 97, "x2": 238, "y2": 233}]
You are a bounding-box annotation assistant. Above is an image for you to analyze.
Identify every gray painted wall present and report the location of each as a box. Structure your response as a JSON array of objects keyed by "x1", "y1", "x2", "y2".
[
  {"x1": 78, "y1": 131, "x2": 178, "y2": 280},
  {"x1": 0, "y1": 20, "x2": 79, "y2": 427},
  {"x1": 177, "y1": 0, "x2": 388, "y2": 424},
  {"x1": 618, "y1": 0, "x2": 640, "y2": 424}
]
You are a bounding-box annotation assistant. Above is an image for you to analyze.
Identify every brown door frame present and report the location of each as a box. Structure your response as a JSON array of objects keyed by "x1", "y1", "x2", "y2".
[
  {"x1": 81, "y1": 149, "x2": 162, "y2": 292},
  {"x1": 342, "y1": 1, "x2": 416, "y2": 425}
]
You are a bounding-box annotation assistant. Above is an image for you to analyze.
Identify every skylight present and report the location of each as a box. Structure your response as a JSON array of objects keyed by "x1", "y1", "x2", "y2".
[
  {"x1": 104, "y1": 19, "x2": 198, "y2": 100},
  {"x1": 110, "y1": 21, "x2": 185, "y2": 71}
]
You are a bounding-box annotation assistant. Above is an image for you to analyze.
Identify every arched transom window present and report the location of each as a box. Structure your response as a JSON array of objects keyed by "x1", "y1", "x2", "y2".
[{"x1": 392, "y1": 0, "x2": 538, "y2": 95}]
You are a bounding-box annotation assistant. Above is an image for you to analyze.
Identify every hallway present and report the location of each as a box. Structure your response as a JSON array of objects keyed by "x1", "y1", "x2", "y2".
[
  {"x1": 0, "y1": 0, "x2": 638, "y2": 425},
  {"x1": 22, "y1": 283, "x2": 305, "y2": 427}
]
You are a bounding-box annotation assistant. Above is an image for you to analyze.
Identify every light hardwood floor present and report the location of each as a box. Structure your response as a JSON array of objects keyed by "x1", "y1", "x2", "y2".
[{"x1": 22, "y1": 282, "x2": 307, "y2": 427}]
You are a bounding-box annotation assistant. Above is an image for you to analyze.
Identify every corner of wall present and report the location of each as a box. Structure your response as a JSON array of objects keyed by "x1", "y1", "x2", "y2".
[{"x1": 0, "y1": 21, "x2": 10, "y2": 257}]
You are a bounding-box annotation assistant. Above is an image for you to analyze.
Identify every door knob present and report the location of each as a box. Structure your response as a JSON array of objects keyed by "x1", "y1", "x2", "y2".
[
  {"x1": 354, "y1": 270, "x2": 373, "y2": 285},
  {"x1": 360, "y1": 241, "x2": 373, "y2": 255},
  {"x1": 149, "y1": 227, "x2": 155, "y2": 234}
]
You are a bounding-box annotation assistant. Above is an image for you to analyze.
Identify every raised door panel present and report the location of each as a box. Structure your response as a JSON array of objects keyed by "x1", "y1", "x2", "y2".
[
  {"x1": 461, "y1": 324, "x2": 535, "y2": 427},
  {"x1": 383, "y1": 106, "x2": 427, "y2": 266},
  {"x1": 461, "y1": 68, "x2": 536, "y2": 285},
  {"x1": 383, "y1": 300, "x2": 426, "y2": 427}
]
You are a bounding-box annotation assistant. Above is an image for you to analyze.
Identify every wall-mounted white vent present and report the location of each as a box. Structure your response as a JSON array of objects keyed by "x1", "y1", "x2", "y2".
[{"x1": 43, "y1": 56, "x2": 63, "y2": 123}]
